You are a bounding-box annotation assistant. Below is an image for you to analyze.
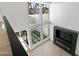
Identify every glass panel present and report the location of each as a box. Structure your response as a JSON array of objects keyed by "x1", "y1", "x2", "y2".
[
  {"x1": 15, "y1": 30, "x2": 29, "y2": 45},
  {"x1": 27, "y1": 2, "x2": 49, "y2": 48},
  {"x1": 30, "y1": 25, "x2": 41, "y2": 45},
  {"x1": 28, "y1": 2, "x2": 41, "y2": 25},
  {"x1": 41, "y1": 3, "x2": 49, "y2": 23},
  {"x1": 42, "y1": 24, "x2": 49, "y2": 39},
  {"x1": 42, "y1": 3, "x2": 49, "y2": 39}
]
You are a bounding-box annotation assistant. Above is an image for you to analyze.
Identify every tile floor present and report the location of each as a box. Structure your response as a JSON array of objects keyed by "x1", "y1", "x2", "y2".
[{"x1": 27, "y1": 40, "x2": 71, "y2": 56}]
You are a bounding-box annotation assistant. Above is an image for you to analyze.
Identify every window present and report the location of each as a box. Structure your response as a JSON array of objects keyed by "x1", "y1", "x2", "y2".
[
  {"x1": 28, "y1": 2, "x2": 39, "y2": 15},
  {"x1": 28, "y1": 2, "x2": 49, "y2": 15},
  {"x1": 41, "y1": 3, "x2": 49, "y2": 14}
]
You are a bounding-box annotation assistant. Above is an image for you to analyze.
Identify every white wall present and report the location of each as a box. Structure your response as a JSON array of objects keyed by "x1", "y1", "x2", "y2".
[
  {"x1": 0, "y1": 2, "x2": 30, "y2": 32},
  {"x1": 0, "y1": 13, "x2": 3, "y2": 22},
  {"x1": 50, "y1": 2, "x2": 79, "y2": 55},
  {"x1": 50, "y1": 2, "x2": 79, "y2": 31}
]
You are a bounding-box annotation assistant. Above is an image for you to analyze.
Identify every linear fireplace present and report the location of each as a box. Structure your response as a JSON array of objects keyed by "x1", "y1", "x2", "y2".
[{"x1": 53, "y1": 26, "x2": 78, "y2": 55}]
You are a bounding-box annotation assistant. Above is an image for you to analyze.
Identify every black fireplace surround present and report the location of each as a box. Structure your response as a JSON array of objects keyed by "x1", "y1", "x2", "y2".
[{"x1": 53, "y1": 26, "x2": 78, "y2": 55}]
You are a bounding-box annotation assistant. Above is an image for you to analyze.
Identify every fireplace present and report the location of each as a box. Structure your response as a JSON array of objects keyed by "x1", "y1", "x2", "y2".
[{"x1": 53, "y1": 26, "x2": 78, "y2": 55}]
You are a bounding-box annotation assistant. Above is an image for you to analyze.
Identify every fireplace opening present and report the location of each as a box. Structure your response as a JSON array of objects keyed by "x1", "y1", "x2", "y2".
[{"x1": 53, "y1": 26, "x2": 78, "y2": 55}]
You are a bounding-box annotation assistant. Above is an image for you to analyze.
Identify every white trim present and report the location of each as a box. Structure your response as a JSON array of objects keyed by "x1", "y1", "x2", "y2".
[
  {"x1": 27, "y1": 29, "x2": 32, "y2": 48},
  {"x1": 48, "y1": 3, "x2": 50, "y2": 38},
  {"x1": 39, "y1": 3, "x2": 43, "y2": 41}
]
